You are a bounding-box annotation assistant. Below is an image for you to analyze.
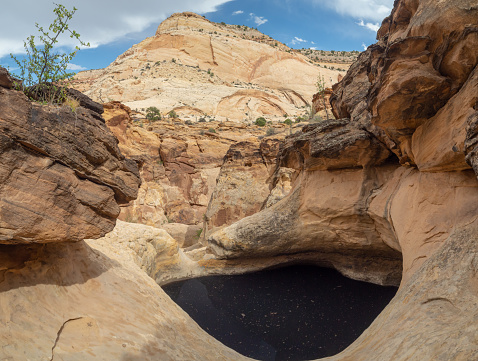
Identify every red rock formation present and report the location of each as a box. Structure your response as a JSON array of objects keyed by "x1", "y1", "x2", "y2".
[
  {"x1": 204, "y1": 137, "x2": 282, "y2": 238},
  {"x1": 330, "y1": 0, "x2": 478, "y2": 169},
  {"x1": 0, "y1": 69, "x2": 141, "y2": 244}
]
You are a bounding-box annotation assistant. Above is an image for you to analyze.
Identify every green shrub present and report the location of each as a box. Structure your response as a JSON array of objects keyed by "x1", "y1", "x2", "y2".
[
  {"x1": 185, "y1": 120, "x2": 193, "y2": 125},
  {"x1": 284, "y1": 118, "x2": 292, "y2": 125},
  {"x1": 255, "y1": 117, "x2": 266, "y2": 127},
  {"x1": 196, "y1": 228, "x2": 203, "y2": 239},
  {"x1": 198, "y1": 117, "x2": 206, "y2": 122},
  {"x1": 145, "y1": 106, "x2": 161, "y2": 121},
  {"x1": 208, "y1": 128, "x2": 216, "y2": 133},
  {"x1": 10, "y1": 3, "x2": 89, "y2": 103},
  {"x1": 168, "y1": 110, "x2": 178, "y2": 118}
]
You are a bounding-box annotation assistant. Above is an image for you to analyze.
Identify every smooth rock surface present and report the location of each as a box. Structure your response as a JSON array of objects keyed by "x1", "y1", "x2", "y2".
[
  {"x1": 0, "y1": 237, "x2": 251, "y2": 360},
  {"x1": 323, "y1": 224, "x2": 478, "y2": 361},
  {"x1": 204, "y1": 138, "x2": 282, "y2": 238}
]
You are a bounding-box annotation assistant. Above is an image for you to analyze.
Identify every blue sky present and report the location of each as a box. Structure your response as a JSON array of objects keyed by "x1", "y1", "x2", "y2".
[{"x1": 0, "y1": 0, "x2": 393, "y2": 73}]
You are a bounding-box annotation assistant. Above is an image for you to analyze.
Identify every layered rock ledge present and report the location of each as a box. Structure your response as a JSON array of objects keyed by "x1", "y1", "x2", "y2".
[{"x1": 0, "y1": 70, "x2": 141, "y2": 244}]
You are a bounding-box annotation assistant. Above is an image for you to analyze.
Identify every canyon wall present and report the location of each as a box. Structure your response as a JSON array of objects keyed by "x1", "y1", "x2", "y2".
[
  {"x1": 209, "y1": 0, "x2": 478, "y2": 287},
  {"x1": 1, "y1": 0, "x2": 477, "y2": 359},
  {"x1": 0, "y1": 70, "x2": 253, "y2": 360}
]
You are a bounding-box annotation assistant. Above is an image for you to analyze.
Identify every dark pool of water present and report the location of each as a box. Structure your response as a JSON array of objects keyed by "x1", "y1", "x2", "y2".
[{"x1": 162, "y1": 265, "x2": 397, "y2": 361}]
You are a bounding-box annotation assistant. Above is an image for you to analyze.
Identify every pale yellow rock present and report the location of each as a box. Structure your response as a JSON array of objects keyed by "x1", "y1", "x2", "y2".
[
  {"x1": 0, "y1": 239, "x2": 250, "y2": 361},
  {"x1": 72, "y1": 12, "x2": 344, "y2": 122},
  {"x1": 370, "y1": 167, "x2": 478, "y2": 286},
  {"x1": 208, "y1": 165, "x2": 478, "y2": 287},
  {"x1": 323, "y1": 224, "x2": 478, "y2": 361},
  {"x1": 208, "y1": 166, "x2": 404, "y2": 286}
]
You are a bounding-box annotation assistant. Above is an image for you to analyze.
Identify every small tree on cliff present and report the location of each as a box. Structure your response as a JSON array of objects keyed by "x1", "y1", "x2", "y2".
[
  {"x1": 146, "y1": 106, "x2": 161, "y2": 122},
  {"x1": 316, "y1": 74, "x2": 329, "y2": 120},
  {"x1": 10, "y1": 3, "x2": 89, "y2": 103}
]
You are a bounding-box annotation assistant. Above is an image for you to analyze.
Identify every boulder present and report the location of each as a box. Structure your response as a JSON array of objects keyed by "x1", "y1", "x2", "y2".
[
  {"x1": 0, "y1": 67, "x2": 14, "y2": 89},
  {"x1": 277, "y1": 119, "x2": 391, "y2": 171},
  {"x1": 0, "y1": 83, "x2": 140, "y2": 244}
]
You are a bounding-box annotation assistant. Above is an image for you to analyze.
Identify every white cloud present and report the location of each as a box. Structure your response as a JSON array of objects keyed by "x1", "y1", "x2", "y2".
[
  {"x1": 356, "y1": 19, "x2": 380, "y2": 32},
  {"x1": 290, "y1": 36, "x2": 308, "y2": 45},
  {"x1": 0, "y1": 0, "x2": 233, "y2": 59},
  {"x1": 310, "y1": 47, "x2": 317, "y2": 50},
  {"x1": 249, "y1": 13, "x2": 268, "y2": 26},
  {"x1": 311, "y1": 41, "x2": 315, "y2": 45},
  {"x1": 67, "y1": 63, "x2": 87, "y2": 71},
  {"x1": 362, "y1": 42, "x2": 368, "y2": 50},
  {"x1": 232, "y1": 10, "x2": 243, "y2": 15},
  {"x1": 312, "y1": 0, "x2": 393, "y2": 22}
]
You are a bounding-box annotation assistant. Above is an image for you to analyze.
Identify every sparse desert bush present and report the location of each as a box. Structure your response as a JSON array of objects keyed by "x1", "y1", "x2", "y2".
[
  {"x1": 185, "y1": 120, "x2": 193, "y2": 125},
  {"x1": 168, "y1": 110, "x2": 178, "y2": 118},
  {"x1": 208, "y1": 128, "x2": 216, "y2": 133},
  {"x1": 316, "y1": 74, "x2": 330, "y2": 120},
  {"x1": 255, "y1": 117, "x2": 266, "y2": 127},
  {"x1": 308, "y1": 114, "x2": 323, "y2": 123},
  {"x1": 10, "y1": 3, "x2": 89, "y2": 104},
  {"x1": 284, "y1": 118, "x2": 292, "y2": 125},
  {"x1": 198, "y1": 117, "x2": 206, "y2": 122},
  {"x1": 266, "y1": 127, "x2": 276, "y2": 136}
]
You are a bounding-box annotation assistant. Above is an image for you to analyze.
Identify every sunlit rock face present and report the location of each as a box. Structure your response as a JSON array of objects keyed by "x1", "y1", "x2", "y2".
[
  {"x1": 330, "y1": 0, "x2": 478, "y2": 171},
  {"x1": 72, "y1": 12, "x2": 346, "y2": 122}
]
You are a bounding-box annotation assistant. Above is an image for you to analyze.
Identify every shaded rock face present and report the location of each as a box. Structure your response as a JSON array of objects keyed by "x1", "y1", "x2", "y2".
[
  {"x1": 0, "y1": 71, "x2": 141, "y2": 244},
  {"x1": 102, "y1": 101, "x2": 288, "y2": 238},
  {"x1": 330, "y1": 0, "x2": 478, "y2": 170},
  {"x1": 102, "y1": 102, "x2": 234, "y2": 227},
  {"x1": 204, "y1": 138, "x2": 282, "y2": 238}
]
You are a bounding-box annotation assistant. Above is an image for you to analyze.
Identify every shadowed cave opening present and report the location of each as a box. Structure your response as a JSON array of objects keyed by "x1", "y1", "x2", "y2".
[{"x1": 162, "y1": 265, "x2": 397, "y2": 360}]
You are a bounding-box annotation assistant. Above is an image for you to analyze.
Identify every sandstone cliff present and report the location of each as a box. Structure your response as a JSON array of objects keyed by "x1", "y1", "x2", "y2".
[
  {"x1": 209, "y1": 0, "x2": 478, "y2": 287},
  {"x1": 101, "y1": 101, "x2": 290, "y2": 247},
  {"x1": 72, "y1": 12, "x2": 345, "y2": 122},
  {"x1": 0, "y1": 70, "x2": 252, "y2": 360},
  {"x1": 206, "y1": 0, "x2": 478, "y2": 359},
  {"x1": 0, "y1": 72, "x2": 141, "y2": 244}
]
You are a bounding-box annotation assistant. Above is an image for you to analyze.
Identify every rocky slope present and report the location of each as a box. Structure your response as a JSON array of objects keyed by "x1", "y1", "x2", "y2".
[{"x1": 72, "y1": 12, "x2": 345, "y2": 122}]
